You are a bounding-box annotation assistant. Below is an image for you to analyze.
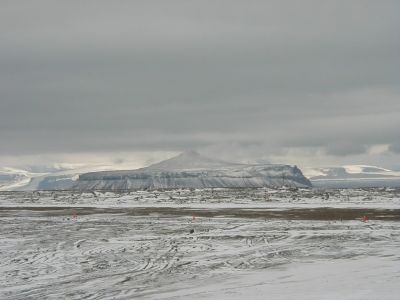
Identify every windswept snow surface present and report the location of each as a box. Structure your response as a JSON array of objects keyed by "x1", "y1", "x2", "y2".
[{"x1": 1, "y1": 188, "x2": 400, "y2": 299}]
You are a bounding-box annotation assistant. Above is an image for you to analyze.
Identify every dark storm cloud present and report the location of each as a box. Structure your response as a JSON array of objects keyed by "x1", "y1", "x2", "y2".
[{"x1": 0, "y1": 1, "x2": 399, "y2": 164}]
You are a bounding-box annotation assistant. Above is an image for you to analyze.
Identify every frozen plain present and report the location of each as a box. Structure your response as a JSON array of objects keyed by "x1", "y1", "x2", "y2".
[{"x1": 1, "y1": 188, "x2": 400, "y2": 299}]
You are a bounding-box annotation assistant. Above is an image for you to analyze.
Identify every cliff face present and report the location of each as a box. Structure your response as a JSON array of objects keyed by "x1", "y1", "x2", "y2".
[{"x1": 71, "y1": 152, "x2": 311, "y2": 190}]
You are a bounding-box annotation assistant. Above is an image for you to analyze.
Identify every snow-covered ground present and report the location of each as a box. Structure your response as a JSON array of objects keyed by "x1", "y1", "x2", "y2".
[
  {"x1": 157, "y1": 256, "x2": 400, "y2": 300},
  {"x1": 1, "y1": 188, "x2": 399, "y2": 299},
  {"x1": 1, "y1": 187, "x2": 399, "y2": 209}
]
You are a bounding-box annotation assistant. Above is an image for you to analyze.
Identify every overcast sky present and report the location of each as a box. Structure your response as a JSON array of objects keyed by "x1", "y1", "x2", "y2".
[{"x1": 1, "y1": 0, "x2": 399, "y2": 169}]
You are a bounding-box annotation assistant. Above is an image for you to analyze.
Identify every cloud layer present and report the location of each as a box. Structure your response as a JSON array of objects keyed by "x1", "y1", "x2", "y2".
[{"x1": 1, "y1": 1, "x2": 399, "y2": 168}]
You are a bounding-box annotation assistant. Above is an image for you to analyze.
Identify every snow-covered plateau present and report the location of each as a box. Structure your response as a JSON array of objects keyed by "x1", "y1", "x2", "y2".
[
  {"x1": 1, "y1": 187, "x2": 400, "y2": 299},
  {"x1": 4, "y1": 153, "x2": 400, "y2": 191},
  {"x1": 0, "y1": 151, "x2": 312, "y2": 191}
]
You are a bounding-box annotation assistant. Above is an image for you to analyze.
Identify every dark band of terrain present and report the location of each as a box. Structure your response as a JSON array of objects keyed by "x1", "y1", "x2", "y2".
[{"x1": 1, "y1": 206, "x2": 399, "y2": 221}]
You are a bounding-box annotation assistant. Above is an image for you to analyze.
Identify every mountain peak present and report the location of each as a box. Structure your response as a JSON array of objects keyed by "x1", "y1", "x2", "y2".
[
  {"x1": 176, "y1": 150, "x2": 201, "y2": 158},
  {"x1": 145, "y1": 150, "x2": 235, "y2": 171}
]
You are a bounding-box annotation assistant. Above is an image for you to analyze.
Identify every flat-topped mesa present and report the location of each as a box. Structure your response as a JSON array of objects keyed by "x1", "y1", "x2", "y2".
[{"x1": 74, "y1": 151, "x2": 312, "y2": 190}]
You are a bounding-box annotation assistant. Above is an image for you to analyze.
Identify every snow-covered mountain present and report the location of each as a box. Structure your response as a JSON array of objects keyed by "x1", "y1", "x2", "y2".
[
  {"x1": 70, "y1": 151, "x2": 311, "y2": 190},
  {"x1": 303, "y1": 165, "x2": 400, "y2": 188},
  {"x1": 3, "y1": 151, "x2": 310, "y2": 191},
  {"x1": 5, "y1": 155, "x2": 400, "y2": 190}
]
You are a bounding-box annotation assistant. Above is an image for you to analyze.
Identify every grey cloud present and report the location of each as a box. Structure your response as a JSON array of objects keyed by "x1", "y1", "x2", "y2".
[
  {"x1": 0, "y1": 1, "x2": 399, "y2": 166},
  {"x1": 389, "y1": 143, "x2": 400, "y2": 154},
  {"x1": 324, "y1": 142, "x2": 368, "y2": 157}
]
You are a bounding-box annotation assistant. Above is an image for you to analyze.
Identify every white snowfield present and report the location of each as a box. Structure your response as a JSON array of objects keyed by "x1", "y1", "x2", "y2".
[
  {"x1": 304, "y1": 165, "x2": 400, "y2": 188},
  {"x1": 155, "y1": 256, "x2": 400, "y2": 300},
  {"x1": 0, "y1": 188, "x2": 399, "y2": 299}
]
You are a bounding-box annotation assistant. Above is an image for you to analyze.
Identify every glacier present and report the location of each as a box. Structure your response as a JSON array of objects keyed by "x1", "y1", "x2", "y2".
[{"x1": 304, "y1": 165, "x2": 400, "y2": 188}]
